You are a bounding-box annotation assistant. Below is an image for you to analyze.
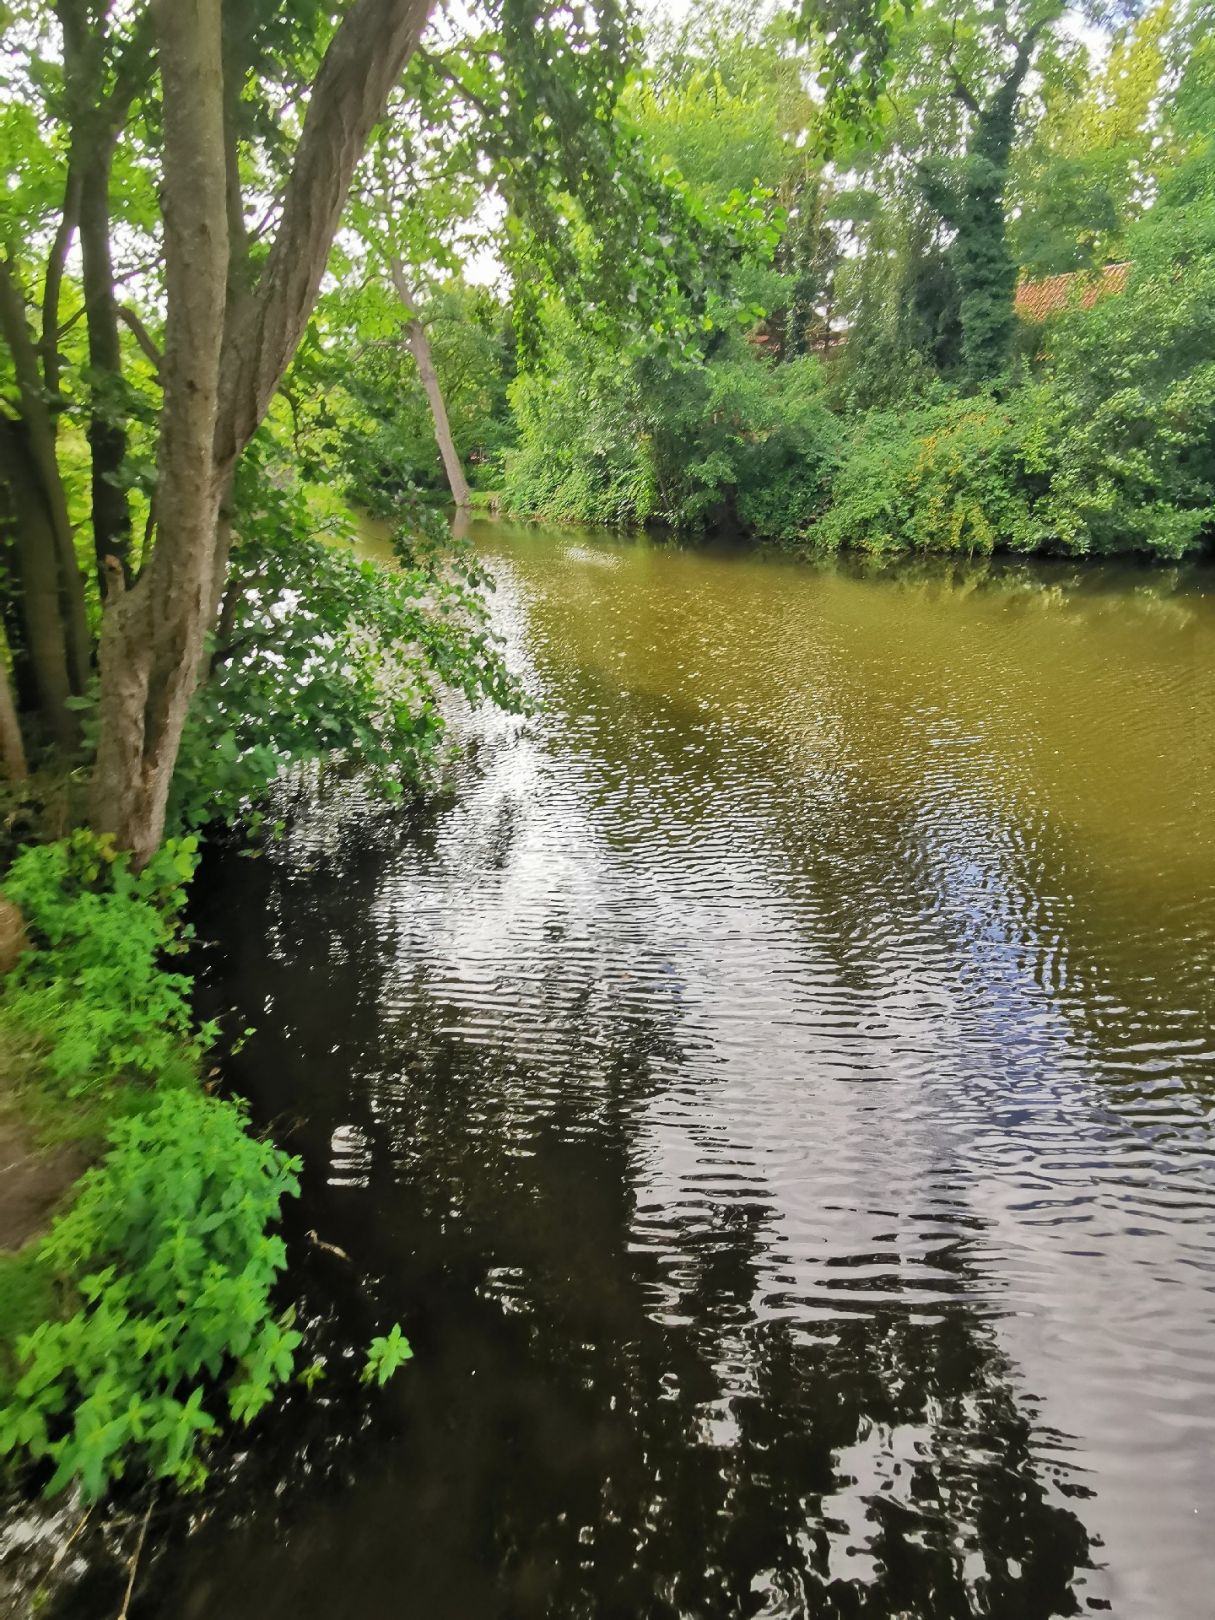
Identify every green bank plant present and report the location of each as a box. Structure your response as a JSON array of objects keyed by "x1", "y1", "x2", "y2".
[
  {"x1": 169, "y1": 447, "x2": 529, "y2": 832},
  {"x1": 0, "y1": 1091, "x2": 302, "y2": 1498},
  {"x1": 0, "y1": 831, "x2": 207, "y2": 1097},
  {"x1": 0, "y1": 830, "x2": 413, "y2": 1502}
]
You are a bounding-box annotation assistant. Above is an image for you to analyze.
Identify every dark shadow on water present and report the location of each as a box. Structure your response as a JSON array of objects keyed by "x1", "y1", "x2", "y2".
[{"x1": 46, "y1": 822, "x2": 1100, "y2": 1620}]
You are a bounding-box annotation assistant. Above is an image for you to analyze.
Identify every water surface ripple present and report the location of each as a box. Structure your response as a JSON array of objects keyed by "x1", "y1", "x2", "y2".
[{"x1": 153, "y1": 531, "x2": 1215, "y2": 1619}]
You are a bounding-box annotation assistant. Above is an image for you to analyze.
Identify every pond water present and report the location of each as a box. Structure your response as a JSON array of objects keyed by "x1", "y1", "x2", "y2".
[{"x1": 69, "y1": 526, "x2": 1215, "y2": 1618}]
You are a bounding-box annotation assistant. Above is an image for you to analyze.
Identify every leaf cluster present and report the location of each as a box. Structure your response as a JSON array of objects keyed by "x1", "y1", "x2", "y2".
[
  {"x1": 0, "y1": 831, "x2": 208, "y2": 1096},
  {"x1": 170, "y1": 441, "x2": 529, "y2": 832},
  {"x1": 0, "y1": 1090, "x2": 301, "y2": 1499}
]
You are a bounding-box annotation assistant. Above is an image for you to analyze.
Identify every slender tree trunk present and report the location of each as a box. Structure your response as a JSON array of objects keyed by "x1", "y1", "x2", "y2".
[
  {"x1": 40, "y1": 167, "x2": 81, "y2": 400},
  {"x1": 78, "y1": 133, "x2": 133, "y2": 590},
  {"x1": 59, "y1": 0, "x2": 136, "y2": 592},
  {"x1": 0, "y1": 624, "x2": 29, "y2": 783},
  {"x1": 387, "y1": 256, "x2": 471, "y2": 509},
  {"x1": 0, "y1": 259, "x2": 92, "y2": 696},
  {"x1": 0, "y1": 422, "x2": 80, "y2": 749}
]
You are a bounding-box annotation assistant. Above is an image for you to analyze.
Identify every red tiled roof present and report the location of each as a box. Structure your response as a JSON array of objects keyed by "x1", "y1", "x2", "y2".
[{"x1": 1014, "y1": 261, "x2": 1130, "y2": 322}]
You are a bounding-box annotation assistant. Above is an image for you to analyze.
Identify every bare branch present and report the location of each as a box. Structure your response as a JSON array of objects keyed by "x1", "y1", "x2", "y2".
[
  {"x1": 40, "y1": 167, "x2": 81, "y2": 397},
  {"x1": 118, "y1": 304, "x2": 164, "y2": 377}
]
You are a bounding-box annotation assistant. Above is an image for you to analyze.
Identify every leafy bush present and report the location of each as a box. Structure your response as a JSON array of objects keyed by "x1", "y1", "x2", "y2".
[
  {"x1": 0, "y1": 1091, "x2": 301, "y2": 1498},
  {"x1": 170, "y1": 450, "x2": 529, "y2": 831},
  {"x1": 1033, "y1": 188, "x2": 1215, "y2": 557},
  {"x1": 504, "y1": 315, "x2": 657, "y2": 527},
  {"x1": 505, "y1": 314, "x2": 840, "y2": 541},
  {"x1": 0, "y1": 831, "x2": 207, "y2": 1095},
  {"x1": 815, "y1": 393, "x2": 1047, "y2": 555}
]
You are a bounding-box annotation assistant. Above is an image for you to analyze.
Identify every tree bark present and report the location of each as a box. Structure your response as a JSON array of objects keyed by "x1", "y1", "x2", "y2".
[
  {"x1": 0, "y1": 624, "x2": 29, "y2": 783},
  {"x1": 0, "y1": 259, "x2": 91, "y2": 698},
  {"x1": 90, "y1": 0, "x2": 229, "y2": 862},
  {"x1": 0, "y1": 421, "x2": 80, "y2": 749},
  {"x1": 387, "y1": 255, "x2": 472, "y2": 509},
  {"x1": 91, "y1": 0, "x2": 434, "y2": 862}
]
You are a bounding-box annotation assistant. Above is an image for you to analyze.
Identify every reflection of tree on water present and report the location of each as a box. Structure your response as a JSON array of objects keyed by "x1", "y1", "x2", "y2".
[{"x1": 148, "y1": 825, "x2": 1100, "y2": 1620}]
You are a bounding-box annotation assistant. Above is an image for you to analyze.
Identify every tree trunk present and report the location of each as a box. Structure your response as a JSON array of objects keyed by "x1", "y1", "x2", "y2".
[
  {"x1": 0, "y1": 624, "x2": 29, "y2": 783},
  {"x1": 78, "y1": 133, "x2": 133, "y2": 590},
  {"x1": 387, "y1": 256, "x2": 472, "y2": 509},
  {"x1": 921, "y1": 26, "x2": 1045, "y2": 386},
  {"x1": 215, "y1": 0, "x2": 434, "y2": 464},
  {"x1": 59, "y1": 0, "x2": 137, "y2": 593},
  {"x1": 0, "y1": 421, "x2": 80, "y2": 749},
  {"x1": 90, "y1": 0, "x2": 229, "y2": 864},
  {"x1": 40, "y1": 167, "x2": 81, "y2": 401},
  {"x1": 0, "y1": 259, "x2": 92, "y2": 696},
  {"x1": 91, "y1": 0, "x2": 434, "y2": 863}
]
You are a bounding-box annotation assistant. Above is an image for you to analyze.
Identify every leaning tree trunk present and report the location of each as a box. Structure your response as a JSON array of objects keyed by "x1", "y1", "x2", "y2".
[
  {"x1": 387, "y1": 256, "x2": 472, "y2": 509},
  {"x1": 91, "y1": 0, "x2": 434, "y2": 864}
]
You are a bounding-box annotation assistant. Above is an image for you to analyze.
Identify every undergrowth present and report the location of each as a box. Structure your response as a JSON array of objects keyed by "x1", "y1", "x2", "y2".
[
  {"x1": 0, "y1": 829, "x2": 410, "y2": 1502},
  {"x1": 0, "y1": 1092, "x2": 301, "y2": 1498}
]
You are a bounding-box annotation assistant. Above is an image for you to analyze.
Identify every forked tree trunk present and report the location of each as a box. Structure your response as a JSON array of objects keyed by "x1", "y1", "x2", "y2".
[
  {"x1": 90, "y1": 0, "x2": 228, "y2": 862},
  {"x1": 387, "y1": 256, "x2": 471, "y2": 509},
  {"x1": 920, "y1": 24, "x2": 1045, "y2": 386},
  {"x1": 90, "y1": 0, "x2": 433, "y2": 863}
]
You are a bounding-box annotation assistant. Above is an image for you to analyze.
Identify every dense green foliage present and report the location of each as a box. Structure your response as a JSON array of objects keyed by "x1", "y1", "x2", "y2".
[
  {"x1": 171, "y1": 450, "x2": 527, "y2": 832},
  {"x1": 0, "y1": 831, "x2": 205, "y2": 1095},
  {"x1": 287, "y1": 281, "x2": 516, "y2": 509},
  {"x1": 0, "y1": 1090, "x2": 300, "y2": 1498},
  {"x1": 493, "y1": 0, "x2": 1215, "y2": 561},
  {"x1": 0, "y1": 829, "x2": 414, "y2": 1500}
]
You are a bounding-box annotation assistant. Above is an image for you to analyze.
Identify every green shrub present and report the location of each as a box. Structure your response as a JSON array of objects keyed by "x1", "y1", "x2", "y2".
[
  {"x1": 169, "y1": 451, "x2": 529, "y2": 832},
  {"x1": 0, "y1": 1090, "x2": 301, "y2": 1499},
  {"x1": 504, "y1": 317, "x2": 656, "y2": 527},
  {"x1": 814, "y1": 393, "x2": 1047, "y2": 555},
  {"x1": 0, "y1": 831, "x2": 208, "y2": 1096},
  {"x1": 504, "y1": 313, "x2": 841, "y2": 541},
  {"x1": 1033, "y1": 190, "x2": 1215, "y2": 558}
]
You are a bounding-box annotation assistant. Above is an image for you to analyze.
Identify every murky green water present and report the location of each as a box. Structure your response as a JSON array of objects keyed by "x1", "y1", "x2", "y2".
[{"x1": 57, "y1": 527, "x2": 1215, "y2": 1618}]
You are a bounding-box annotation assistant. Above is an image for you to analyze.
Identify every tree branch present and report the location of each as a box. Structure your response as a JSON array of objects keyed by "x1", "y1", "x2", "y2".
[
  {"x1": 118, "y1": 304, "x2": 164, "y2": 377},
  {"x1": 215, "y1": 0, "x2": 435, "y2": 469},
  {"x1": 40, "y1": 167, "x2": 81, "y2": 398}
]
